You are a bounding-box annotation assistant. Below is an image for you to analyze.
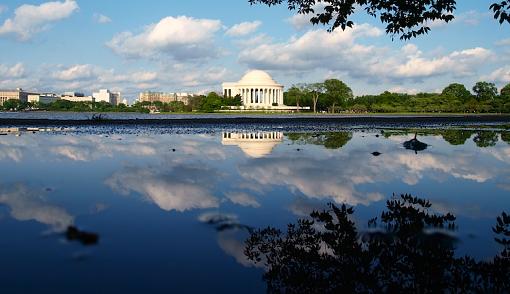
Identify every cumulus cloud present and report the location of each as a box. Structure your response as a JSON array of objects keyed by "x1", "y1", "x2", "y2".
[
  {"x1": 53, "y1": 64, "x2": 97, "y2": 81},
  {"x1": 238, "y1": 24, "x2": 493, "y2": 83},
  {"x1": 0, "y1": 63, "x2": 25, "y2": 79},
  {"x1": 0, "y1": 0, "x2": 79, "y2": 41},
  {"x1": 93, "y1": 13, "x2": 112, "y2": 24},
  {"x1": 239, "y1": 23, "x2": 382, "y2": 72},
  {"x1": 483, "y1": 66, "x2": 510, "y2": 85},
  {"x1": 286, "y1": 3, "x2": 327, "y2": 31},
  {"x1": 107, "y1": 16, "x2": 222, "y2": 60},
  {"x1": 225, "y1": 21, "x2": 262, "y2": 37}
]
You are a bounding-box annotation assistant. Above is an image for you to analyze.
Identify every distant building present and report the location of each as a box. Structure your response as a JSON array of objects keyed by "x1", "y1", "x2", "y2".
[
  {"x1": 138, "y1": 91, "x2": 194, "y2": 105},
  {"x1": 0, "y1": 88, "x2": 36, "y2": 106},
  {"x1": 28, "y1": 93, "x2": 60, "y2": 104},
  {"x1": 61, "y1": 92, "x2": 94, "y2": 103},
  {"x1": 121, "y1": 98, "x2": 129, "y2": 106},
  {"x1": 93, "y1": 89, "x2": 121, "y2": 105}
]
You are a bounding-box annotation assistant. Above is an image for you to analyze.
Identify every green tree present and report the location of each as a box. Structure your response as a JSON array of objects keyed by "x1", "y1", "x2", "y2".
[
  {"x1": 2, "y1": 99, "x2": 21, "y2": 111},
  {"x1": 285, "y1": 85, "x2": 308, "y2": 109},
  {"x1": 200, "y1": 92, "x2": 223, "y2": 112},
  {"x1": 249, "y1": 0, "x2": 509, "y2": 40},
  {"x1": 324, "y1": 79, "x2": 353, "y2": 113},
  {"x1": 442, "y1": 83, "x2": 472, "y2": 102},
  {"x1": 307, "y1": 82, "x2": 325, "y2": 113},
  {"x1": 473, "y1": 82, "x2": 498, "y2": 102},
  {"x1": 501, "y1": 83, "x2": 510, "y2": 100}
]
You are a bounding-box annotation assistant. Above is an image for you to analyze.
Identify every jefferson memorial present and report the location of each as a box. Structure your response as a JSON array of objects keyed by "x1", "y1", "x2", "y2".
[
  {"x1": 222, "y1": 70, "x2": 309, "y2": 111},
  {"x1": 222, "y1": 132, "x2": 283, "y2": 158}
]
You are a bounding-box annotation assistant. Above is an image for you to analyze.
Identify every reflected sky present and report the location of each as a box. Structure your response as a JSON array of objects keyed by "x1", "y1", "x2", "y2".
[{"x1": 0, "y1": 127, "x2": 509, "y2": 293}]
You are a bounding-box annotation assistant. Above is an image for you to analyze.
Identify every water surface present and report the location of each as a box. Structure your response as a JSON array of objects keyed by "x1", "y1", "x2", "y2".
[{"x1": 0, "y1": 126, "x2": 509, "y2": 293}]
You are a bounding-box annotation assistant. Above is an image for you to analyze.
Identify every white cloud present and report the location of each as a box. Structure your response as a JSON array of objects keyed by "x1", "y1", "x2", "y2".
[
  {"x1": 0, "y1": 63, "x2": 25, "y2": 79},
  {"x1": 387, "y1": 86, "x2": 420, "y2": 95},
  {"x1": 483, "y1": 66, "x2": 510, "y2": 85},
  {"x1": 226, "y1": 21, "x2": 261, "y2": 37},
  {"x1": 239, "y1": 24, "x2": 493, "y2": 84},
  {"x1": 0, "y1": 0, "x2": 79, "y2": 41},
  {"x1": 496, "y1": 38, "x2": 510, "y2": 46},
  {"x1": 107, "y1": 16, "x2": 222, "y2": 60},
  {"x1": 52, "y1": 64, "x2": 97, "y2": 81},
  {"x1": 286, "y1": 3, "x2": 327, "y2": 31},
  {"x1": 93, "y1": 13, "x2": 112, "y2": 24},
  {"x1": 394, "y1": 47, "x2": 493, "y2": 79}
]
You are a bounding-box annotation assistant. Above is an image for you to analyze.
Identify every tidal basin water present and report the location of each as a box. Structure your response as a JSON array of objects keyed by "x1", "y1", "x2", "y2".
[{"x1": 0, "y1": 125, "x2": 509, "y2": 293}]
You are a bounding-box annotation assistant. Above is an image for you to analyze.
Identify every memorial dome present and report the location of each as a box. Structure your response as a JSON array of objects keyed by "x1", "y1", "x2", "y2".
[{"x1": 238, "y1": 70, "x2": 278, "y2": 86}]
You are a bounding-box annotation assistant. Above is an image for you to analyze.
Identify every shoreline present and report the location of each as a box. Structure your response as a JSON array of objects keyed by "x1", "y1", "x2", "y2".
[{"x1": 1, "y1": 114, "x2": 509, "y2": 127}]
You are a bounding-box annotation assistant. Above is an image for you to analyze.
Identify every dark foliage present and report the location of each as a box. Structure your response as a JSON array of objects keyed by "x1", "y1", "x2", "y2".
[
  {"x1": 491, "y1": 1, "x2": 510, "y2": 24},
  {"x1": 249, "y1": 0, "x2": 508, "y2": 40},
  {"x1": 245, "y1": 194, "x2": 510, "y2": 293}
]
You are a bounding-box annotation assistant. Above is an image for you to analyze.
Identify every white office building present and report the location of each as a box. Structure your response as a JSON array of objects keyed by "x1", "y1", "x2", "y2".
[
  {"x1": 28, "y1": 93, "x2": 60, "y2": 104},
  {"x1": 93, "y1": 89, "x2": 121, "y2": 105}
]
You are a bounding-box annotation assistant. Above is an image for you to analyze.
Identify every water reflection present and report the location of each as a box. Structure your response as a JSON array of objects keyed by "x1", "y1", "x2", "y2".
[
  {"x1": 0, "y1": 126, "x2": 509, "y2": 292},
  {"x1": 0, "y1": 184, "x2": 74, "y2": 231},
  {"x1": 106, "y1": 164, "x2": 220, "y2": 212},
  {"x1": 245, "y1": 195, "x2": 510, "y2": 293},
  {"x1": 222, "y1": 132, "x2": 283, "y2": 158},
  {"x1": 287, "y1": 132, "x2": 352, "y2": 149}
]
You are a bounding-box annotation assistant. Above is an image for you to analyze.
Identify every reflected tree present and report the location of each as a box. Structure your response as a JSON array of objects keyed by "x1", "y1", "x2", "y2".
[
  {"x1": 441, "y1": 130, "x2": 474, "y2": 145},
  {"x1": 245, "y1": 194, "x2": 510, "y2": 293},
  {"x1": 501, "y1": 132, "x2": 510, "y2": 144},
  {"x1": 287, "y1": 132, "x2": 352, "y2": 149},
  {"x1": 473, "y1": 131, "x2": 499, "y2": 148}
]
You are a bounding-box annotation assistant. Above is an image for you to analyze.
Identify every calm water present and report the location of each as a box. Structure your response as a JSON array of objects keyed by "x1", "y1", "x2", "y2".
[{"x1": 0, "y1": 125, "x2": 509, "y2": 293}]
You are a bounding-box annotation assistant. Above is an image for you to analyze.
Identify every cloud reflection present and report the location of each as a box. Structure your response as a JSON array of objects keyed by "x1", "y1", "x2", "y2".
[
  {"x1": 0, "y1": 184, "x2": 74, "y2": 231},
  {"x1": 106, "y1": 164, "x2": 220, "y2": 212}
]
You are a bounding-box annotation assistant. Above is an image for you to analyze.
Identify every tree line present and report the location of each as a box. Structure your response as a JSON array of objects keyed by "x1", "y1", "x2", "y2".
[{"x1": 284, "y1": 80, "x2": 510, "y2": 113}]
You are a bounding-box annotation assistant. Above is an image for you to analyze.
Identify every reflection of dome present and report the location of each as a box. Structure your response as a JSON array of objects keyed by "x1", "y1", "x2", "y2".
[
  {"x1": 238, "y1": 70, "x2": 278, "y2": 86},
  {"x1": 222, "y1": 132, "x2": 283, "y2": 158}
]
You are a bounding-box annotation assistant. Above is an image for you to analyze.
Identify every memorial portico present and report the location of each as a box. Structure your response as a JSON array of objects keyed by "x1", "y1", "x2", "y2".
[{"x1": 222, "y1": 70, "x2": 284, "y2": 108}]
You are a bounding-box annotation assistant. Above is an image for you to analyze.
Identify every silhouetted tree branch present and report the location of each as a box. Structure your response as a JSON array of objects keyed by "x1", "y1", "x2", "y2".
[{"x1": 248, "y1": 0, "x2": 508, "y2": 40}]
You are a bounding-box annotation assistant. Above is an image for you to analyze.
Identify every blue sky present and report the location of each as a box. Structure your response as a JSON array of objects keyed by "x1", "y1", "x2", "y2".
[{"x1": 0, "y1": 0, "x2": 509, "y2": 101}]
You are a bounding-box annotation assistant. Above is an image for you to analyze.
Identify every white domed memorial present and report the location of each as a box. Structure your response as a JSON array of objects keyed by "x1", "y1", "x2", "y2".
[
  {"x1": 221, "y1": 132, "x2": 283, "y2": 158},
  {"x1": 222, "y1": 70, "x2": 309, "y2": 111}
]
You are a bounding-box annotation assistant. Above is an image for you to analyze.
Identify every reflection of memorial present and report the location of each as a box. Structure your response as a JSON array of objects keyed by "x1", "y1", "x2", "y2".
[{"x1": 222, "y1": 132, "x2": 283, "y2": 158}]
